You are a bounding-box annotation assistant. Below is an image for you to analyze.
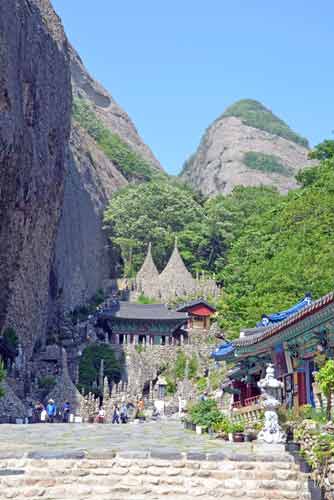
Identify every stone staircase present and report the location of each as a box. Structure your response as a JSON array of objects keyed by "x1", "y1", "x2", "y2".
[{"x1": 0, "y1": 449, "x2": 316, "y2": 500}]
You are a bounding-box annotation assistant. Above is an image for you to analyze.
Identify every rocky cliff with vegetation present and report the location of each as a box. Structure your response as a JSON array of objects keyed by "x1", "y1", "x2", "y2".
[
  {"x1": 0, "y1": 0, "x2": 72, "y2": 355},
  {"x1": 180, "y1": 99, "x2": 315, "y2": 196},
  {"x1": 0, "y1": 0, "x2": 163, "y2": 355},
  {"x1": 50, "y1": 36, "x2": 162, "y2": 316}
]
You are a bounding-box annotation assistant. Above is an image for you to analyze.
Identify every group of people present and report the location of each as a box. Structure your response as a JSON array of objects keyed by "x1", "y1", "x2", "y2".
[
  {"x1": 96, "y1": 402, "x2": 129, "y2": 424},
  {"x1": 31, "y1": 400, "x2": 71, "y2": 423},
  {"x1": 96, "y1": 399, "x2": 146, "y2": 424}
]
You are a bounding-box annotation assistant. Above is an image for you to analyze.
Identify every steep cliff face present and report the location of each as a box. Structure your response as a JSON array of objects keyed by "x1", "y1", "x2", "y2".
[
  {"x1": 51, "y1": 46, "x2": 162, "y2": 313},
  {"x1": 180, "y1": 99, "x2": 314, "y2": 196},
  {"x1": 0, "y1": 0, "x2": 71, "y2": 354},
  {"x1": 69, "y1": 46, "x2": 162, "y2": 171}
]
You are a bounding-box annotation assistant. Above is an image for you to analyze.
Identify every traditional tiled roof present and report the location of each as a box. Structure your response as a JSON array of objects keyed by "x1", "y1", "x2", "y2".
[
  {"x1": 176, "y1": 298, "x2": 216, "y2": 313},
  {"x1": 99, "y1": 302, "x2": 188, "y2": 321},
  {"x1": 158, "y1": 240, "x2": 196, "y2": 301},
  {"x1": 235, "y1": 291, "x2": 334, "y2": 348}
]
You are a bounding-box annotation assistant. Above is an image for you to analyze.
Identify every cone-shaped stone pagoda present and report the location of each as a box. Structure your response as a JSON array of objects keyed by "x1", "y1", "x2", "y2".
[
  {"x1": 158, "y1": 239, "x2": 196, "y2": 301},
  {"x1": 135, "y1": 242, "x2": 160, "y2": 298}
]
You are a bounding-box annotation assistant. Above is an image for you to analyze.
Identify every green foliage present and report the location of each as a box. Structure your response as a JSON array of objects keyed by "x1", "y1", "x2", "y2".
[
  {"x1": 104, "y1": 179, "x2": 206, "y2": 274},
  {"x1": 73, "y1": 96, "x2": 159, "y2": 182},
  {"x1": 166, "y1": 377, "x2": 177, "y2": 395},
  {"x1": 217, "y1": 146, "x2": 334, "y2": 337},
  {"x1": 230, "y1": 421, "x2": 245, "y2": 433},
  {"x1": 221, "y1": 99, "x2": 308, "y2": 147},
  {"x1": 0, "y1": 361, "x2": 6, "y2": 398},
  {"x1": 174, "y1": 351, "x2": 187, "y2": 380},
  {"x1": 136, "y1": 294, "x2": 156, "y2": 305},
  {"x1": 2, "y1": 328, "x2": 18, "y2": 352},
  {"x1": 188, "y1": 355, "x2": 198, "y2": 379},
  {"x1": 209, "y1": 366, "x2": 227, "y2": 390},
  {"x1": 309, "y1": 139, "x2": 334, "y2": 161},
  {"x1": 243, "y1": 151, "x2": 293, "y2": 177},
  {"x1": 190, "y1": 399, "x2": 224, "y2": 429},
  {"x1": 299, "y1": 404, "x2": 327, "y2": 424},
  {"x1": 316, "y1": 360, "x2": 334, "y2": 420},
  {"x1": 78, "y1": 344, "x2": 121, "y2": 396},
  {"x1": 38, "y1": 375, "x2": 56, "y2": 391},
  {"x1": 196, "y1": 377, "x2": 208, "y2": 392},
  {"x1": 135, "y1": 344, "x2": 144, "y2": 354}
]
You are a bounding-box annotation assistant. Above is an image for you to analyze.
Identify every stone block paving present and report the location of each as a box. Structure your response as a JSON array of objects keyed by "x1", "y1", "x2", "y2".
[{"x1": 0, "y1": 421, "x2": 313, "y2": 499}]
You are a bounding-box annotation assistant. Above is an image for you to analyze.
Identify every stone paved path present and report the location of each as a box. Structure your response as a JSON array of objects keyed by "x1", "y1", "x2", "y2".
[{"x1": 0, "y1": 420, "x2": 254, "y2": 457}]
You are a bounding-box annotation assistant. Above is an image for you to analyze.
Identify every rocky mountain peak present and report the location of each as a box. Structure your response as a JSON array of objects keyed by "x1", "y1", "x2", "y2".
[{"x1": 180, "y1": 99, "x2": 315, "y2": 196}]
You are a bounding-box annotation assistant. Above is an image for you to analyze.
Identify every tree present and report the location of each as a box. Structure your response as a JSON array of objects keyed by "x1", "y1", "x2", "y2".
[
  {"x1": 104, "y1": 180, "x2": 205, "y2": 274},
  {"x1": 316, "y1": 360, "x2": 334, "y2": 421},
  {"x1": 78, "y1": 344, "x2": 122, "y2": 396}
]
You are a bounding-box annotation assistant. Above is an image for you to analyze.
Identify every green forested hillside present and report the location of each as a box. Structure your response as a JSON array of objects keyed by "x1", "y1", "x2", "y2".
[{"x1": 104, "y1": 140, "x2": 334, "y2": 339}]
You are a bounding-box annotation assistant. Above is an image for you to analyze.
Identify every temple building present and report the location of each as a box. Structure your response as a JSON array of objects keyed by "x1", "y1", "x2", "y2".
[
  {"x1": 213, "y1": 292, "x2": 334, "y2": 411},
  {"x1": 131, "y1": 241, "x2": 220, "y2": 303},
  {"x1": 97, "y1": 301, "x2": 188, "y2": 346},
  {"x1": 177, "y1": 299, "x2": 216, "y2": 330}
]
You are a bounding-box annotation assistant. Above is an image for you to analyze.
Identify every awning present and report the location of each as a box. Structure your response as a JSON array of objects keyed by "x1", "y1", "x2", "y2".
[{"x1": 211, "y1": 342, "x2": 235, "y2": 361}]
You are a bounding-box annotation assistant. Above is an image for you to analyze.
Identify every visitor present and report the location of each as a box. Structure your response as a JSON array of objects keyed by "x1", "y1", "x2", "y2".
[
  {"x1": 27, "y1": 403, "x2": 34, "y2": 424},
  {"x1": 62, "y1": 401, "x2": 71, "y2": 423},
  {"x1": 97, "y1": 406, "x2": 105, "y2": 424},
  {"x1": 120, "y1": 403, "x2": 128, "y2": 424},
  {"x1": 112, "y1": 404, "x2": 120, "y2": 424},
  {"x1": 40, "y1": 405, "x2": 47, "y2": 423},
  {"x1": 34, "y1": 402, "x2": 44, "y2": 423},
  {"x1": 46, "y1": 399, "x2": 57, "y2": 423},
  {"x1": 152, "y1": 406, "x2": 160, "y2": 420}
]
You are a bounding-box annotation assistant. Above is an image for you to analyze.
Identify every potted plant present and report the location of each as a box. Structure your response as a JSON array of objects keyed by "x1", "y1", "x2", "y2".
[
  {"x1": 213, "y1": 418, "x2": 230, "y2": 440},
  {"x1": 137, "y1": 411, "x2": 146, "y2": 422},
  {"x1": 231, "y1": 421, "x2": 245, "y2": 442}
]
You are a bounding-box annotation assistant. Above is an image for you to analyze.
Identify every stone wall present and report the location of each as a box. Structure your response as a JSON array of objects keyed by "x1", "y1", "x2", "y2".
[{"x1": 0, "y1": 451, "x2": 312, "y2": 499}]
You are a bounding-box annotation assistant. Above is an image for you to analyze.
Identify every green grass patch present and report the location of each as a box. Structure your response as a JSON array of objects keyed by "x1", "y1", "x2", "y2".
[
  {"x1": 243, "y1": 151, "x2": 293, "y2": 176},
  {"x1": 222, "y1": 99, "x2": 308, "y2": 147},
  {"x1": 73, "y1": 96, "x2": 160, "y2": 182}
]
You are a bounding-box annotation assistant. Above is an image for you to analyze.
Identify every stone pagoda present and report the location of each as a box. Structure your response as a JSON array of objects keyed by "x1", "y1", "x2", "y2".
[{"x1": 132, "y1": 240, "x2": 220, "y2": 303}]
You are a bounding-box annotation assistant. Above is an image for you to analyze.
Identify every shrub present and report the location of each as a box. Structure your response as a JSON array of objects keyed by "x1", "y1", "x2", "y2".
[
  {"x1": 166, "y1": 377, "x2": 177, "y2": 395},
  {"x1": 2, "y1": 328, "x2": 18, "y2": 353},
  {"x1": 316, "y1": 360, "x2": 334, "y2": 421},
  {"x1": 197, "y1": 377, "x2": 207, "y2": 393},
  {"x1": 190, "y1": 399, "x2": 224, "y2": 429},
  {"x1": 244, "y1": 151, "x2": 293, "y2": 177}
]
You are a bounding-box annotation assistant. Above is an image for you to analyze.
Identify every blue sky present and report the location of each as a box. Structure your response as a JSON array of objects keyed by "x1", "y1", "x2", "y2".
[{"x1": 53, "y1": 0, "x2": 334, "y2": 174}]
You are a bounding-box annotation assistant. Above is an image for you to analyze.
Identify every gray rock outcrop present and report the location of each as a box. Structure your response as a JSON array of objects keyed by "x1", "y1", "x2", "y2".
[
  {"x1": 51, "y1": 45, "x2": 162, "y2": 315},
  {"x1": 0, "y1": 0, "x2": 72, "y2": 355},
  {"x1": 180, "y1": 100, "x2": 315, "y2": 196}
]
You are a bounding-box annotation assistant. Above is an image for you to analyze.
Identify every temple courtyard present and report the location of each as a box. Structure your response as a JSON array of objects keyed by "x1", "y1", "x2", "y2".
[
  {"x1": 0, "y1": 421, "x2": 315, "y2": 499},
  {"x1": 0, "y1": 420, "x2": 253, "y2": 458}
]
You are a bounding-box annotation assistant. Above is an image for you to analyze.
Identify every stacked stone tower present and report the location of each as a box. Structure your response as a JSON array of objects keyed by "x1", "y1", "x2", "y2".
[{"x1": 133, "y1": 241, "x2": 220, "y2": 303}]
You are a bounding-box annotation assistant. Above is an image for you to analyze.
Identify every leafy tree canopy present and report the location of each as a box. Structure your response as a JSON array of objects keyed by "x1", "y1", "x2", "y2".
[
  {"x1": 78, "y1": 344, "x2": 122, "y2": 396},
  {"x1": 217, "y1": 142, "x2": 334, "y2": 337}
]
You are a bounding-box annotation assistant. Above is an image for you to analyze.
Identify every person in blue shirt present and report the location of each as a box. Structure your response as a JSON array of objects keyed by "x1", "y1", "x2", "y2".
[
  {"x1": 62, "y1": 401, "x2": 70, "y2": 423},
  {"x1": 46, "y1": 399, "x2": 57, "y2": 423}
]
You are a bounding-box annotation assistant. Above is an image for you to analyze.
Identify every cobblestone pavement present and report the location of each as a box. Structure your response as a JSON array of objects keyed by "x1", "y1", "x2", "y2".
[{"x1": 0, "y1": 420, "x2": 253, "y2": 457}]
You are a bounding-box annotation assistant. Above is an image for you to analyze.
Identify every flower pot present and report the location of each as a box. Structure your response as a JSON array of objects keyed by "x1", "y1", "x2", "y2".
[
  {"x1": 245, "y1": 432, "x2": 257, "y2": 442},
  {"x1": 232, "y1": 432, "x2": 245, "y2": 443}
]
